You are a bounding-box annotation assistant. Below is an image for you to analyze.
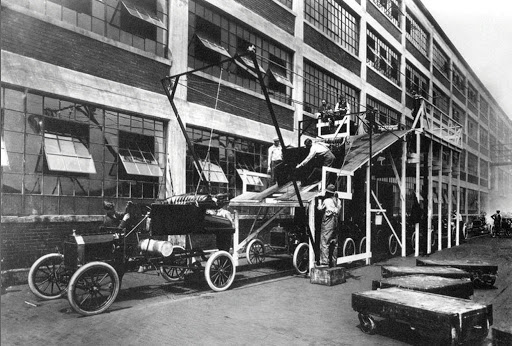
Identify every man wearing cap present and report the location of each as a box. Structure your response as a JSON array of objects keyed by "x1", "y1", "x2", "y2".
[
  {"x1": 267, "y1": 137, "x2": 282, "y2": 185},
  {"x1": 103, "y1": 201, "x2": 124, "y2": 228},
  {"x1": 317, "y1": 184, "x2": 341, "y2": 267}
]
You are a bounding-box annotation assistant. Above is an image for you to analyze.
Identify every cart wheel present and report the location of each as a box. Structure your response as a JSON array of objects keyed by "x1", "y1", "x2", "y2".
[
  {"x1": 205, "y1": 251, "x2": 236, "y2": 292},
  {"x1": 293, "y1": 242, "x2": 309, "y2": 275},
  {"x1": 28, "y1": 253, "x2": 70, "y2": 300},
  {"x1": 246, "y1": 239, "x2": 265, "y2": 265},
  {"x1": 388, "y1": 234, "x2": 398, "y2": 256},
  {"x1": 358, "y1": 237, "x2": 366, "y2": 254},
  {"x1": 160, "y1": 246, "x2": 187, "y2": 282},
  {"x1": 343, "y1": 238, "x2": 356, "y2": 257},
  {"x1": 358, "y1": 313, "x2": 377, "y2": 334},
  {"x1": 68, "y1": 261, "x2": 120, "y2": 316}
]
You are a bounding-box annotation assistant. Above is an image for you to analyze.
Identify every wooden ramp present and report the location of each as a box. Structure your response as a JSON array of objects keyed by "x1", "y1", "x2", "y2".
[
  {"x1": 372, "y1": 274, "x2": 473, "y2": 299},
  {"x1": 416, "y1": 258, "x2": 497, "y2": 286},
  {"x1": 352, "y1": 287, "x2": 492, "y2": 344},
  {"x1": 381, "y1": 265, "x2": 471, "y2": 279}
]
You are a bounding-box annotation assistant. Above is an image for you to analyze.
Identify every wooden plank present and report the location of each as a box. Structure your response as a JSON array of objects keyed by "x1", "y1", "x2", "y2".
[
  {"x1": 381, "y1": 265, "x2": 472, "y2": 279},
  {"x1": 372, "y1": 274, "x2": 473, "y2": 299},
  {"x1": 352, "y1": 287, "x2": 492, "y2": 344}
]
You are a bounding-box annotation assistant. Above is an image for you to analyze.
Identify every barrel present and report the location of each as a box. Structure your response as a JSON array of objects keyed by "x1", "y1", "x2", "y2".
[{"x1": 139, "y1": 239, "x2": 174, "y2": 257}]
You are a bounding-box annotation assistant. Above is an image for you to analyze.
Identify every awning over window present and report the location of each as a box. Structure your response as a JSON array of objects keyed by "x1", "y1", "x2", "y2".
[
  {"x1": 268, "y1": 67, "x2": 293, "y2": 88},
  {"x1": 341, "y1": 130, "x2": 411, "y2": 174},
  {"x1": 236, "y1": 169, "x2": 265, "y2": 186},
  {"x1": 44, "y1": 133, "x2": 96, "y2": 174},
  {"x1": 199, "y1": 160, "x2": 228, "y2": 183},
  {"x1": 195, "y1": 33, "x2": 231, "y2": 58},
  {"x1": 235, "y1": 55, "x2": 265, "y2": 78},
  {"x1": 119, "y1": 148, "x2": 163, "y2": 177},
  {"x1": 121, "y1": 0, "x2": 166, "y2": 29},
  {"x1": 1, "y1": 135, "x2": 9, "y2": 167}
]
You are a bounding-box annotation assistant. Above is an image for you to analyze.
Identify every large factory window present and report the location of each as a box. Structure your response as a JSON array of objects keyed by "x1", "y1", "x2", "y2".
[
  {"x1": 15, "y1": 0, "x2": 169, "y2": 57},
  {"x1": 433, "y1": 41, "x2": 450, "y2": 78},
  {"x1": 118, "y1": 131, "x2": 162, "y2": 178},
  {"x1": 303, "y1": 61, "x2": 360, "y2": 116},
  {"x1": 188, "y1": 0, "x2": 293, "y2": 105},
  {"x1": 185, "y1": 126, "x2": 267, "y2": 197},
  {"x1": 405, "y1": 11, "x2": 429, "y2": 56},
  {"x1": 304, "y1": 0, "x2": 360, "y2": 55},
  {"x1": 367, "y1": 28, "x2": 401, "y2": 85},
  {"x1": 0, "y1": 87, "x2": 166, "y2": 216}
]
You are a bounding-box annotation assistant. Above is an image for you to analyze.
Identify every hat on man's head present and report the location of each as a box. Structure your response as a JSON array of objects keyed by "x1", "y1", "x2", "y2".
[
  {"x1": 273, "y1": 137, "x2": 279, "y2": 142},
  {"x1": 325, "y1": 184, "x2": 336, "y2": 194}
]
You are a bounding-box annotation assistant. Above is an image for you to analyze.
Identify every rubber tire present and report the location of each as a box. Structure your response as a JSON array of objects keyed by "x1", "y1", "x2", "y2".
[
  {"x1": 205, "y1": 251, "x2": 236, "y2": 292},
  {"x1": 160, "y1": 246, "x2": 187, "y2": 282},
  {"x1": 246, "y1": 239, "x2": 265, "y2": 265},
  {"x1": 359, "y1": 237, "x2": 366, "y2": 254},
  {"x1": 358, "y1": 313, "x2": 377, "y2": 334},
  {"x1": 343, "y1": 238, "x2": 356, "y2": 264},
  {"x1": 67, "y1": 261, "x2": 120, "y2": 316},
  {"x1": 388, "y1": 234, "x2": 398, "y2": 256},
  {"x1": 292, "y1": 242, "x2": 309, "y2": 275},
  {"x1": 28, "y1": 253, "x2": 69, "y2": 300}
]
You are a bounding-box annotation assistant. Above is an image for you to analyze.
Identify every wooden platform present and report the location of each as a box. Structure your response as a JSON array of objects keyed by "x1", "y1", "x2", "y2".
[
  {"x1": 372, "y1": 274, "x2": 473, "y2": 299},
  {"x1": 352, "y1": 287, "x2": 492, "y2": 344},
  {"x1": 416, "y1": 258, "x2": 498, "y2": 286},
  {"x1": 310, "y1": 266, "x2": 346, "y2": 286},
  {"x1": 381, "y1": 265, "x2": 472, "y2": 279}
]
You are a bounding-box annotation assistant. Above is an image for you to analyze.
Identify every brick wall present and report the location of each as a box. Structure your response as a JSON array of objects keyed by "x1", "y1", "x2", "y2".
[
  {"x1": 233, "y1": 0, "x2": 295, "y2": 35},
  {"x1": 1, "y1": 7, "x2": 169, "y2": 94},
  {"x1": 188, "y1": 74, "x2": 294, "y2": 131},
  {"x1": 366, "y1": 68, "x2": 402, "y2": 102},
  {"x1": 1, "y1": 219, "x2": 103, "y2": 271}
]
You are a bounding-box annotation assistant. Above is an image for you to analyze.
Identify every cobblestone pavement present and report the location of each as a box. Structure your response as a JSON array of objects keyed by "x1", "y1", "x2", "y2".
[{"x1": 1, "y1": 236, "x2": 510, "y2": 345}]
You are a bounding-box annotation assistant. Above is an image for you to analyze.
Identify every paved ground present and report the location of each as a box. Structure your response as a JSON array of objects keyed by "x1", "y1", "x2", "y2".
[{"x1": 1, "y1": 235, "x2": 511, "y2": 345}]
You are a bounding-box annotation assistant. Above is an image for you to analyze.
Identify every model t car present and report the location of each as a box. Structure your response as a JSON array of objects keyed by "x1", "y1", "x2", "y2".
[{"x1": 28, "y1": 195, "x2": 237, "y2": 316}]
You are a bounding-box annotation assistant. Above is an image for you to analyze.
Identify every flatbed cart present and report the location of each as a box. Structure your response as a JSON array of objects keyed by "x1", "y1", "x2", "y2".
[
  {"x1": 416, "y1": 258, "x2": 498, "y2": 287},
  {"x1": 381, "y1": 265, "x2": 472, "y2": 279},
  {"x1": 352, "y1": 287, "x2": 492, "y2": 345},
  {"x1": 372, "y1": 274, "x2": 473, "y2": 299}
]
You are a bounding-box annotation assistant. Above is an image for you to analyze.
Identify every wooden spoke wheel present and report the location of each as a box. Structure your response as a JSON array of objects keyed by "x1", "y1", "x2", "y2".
[
  {"x1": 292, "y1": 242, "x2": 309, "y2": 275},
  {"x1": 28, "y1": 253, "x2": 70, "y2": 300},
  {"x1": 68, "y1": 262, "x2": 120, "y2": 316},
  {"x1": 246, "y1": 239, "x2": 266, "y2": 265},
  {"x1": 160, "y1": 246, "x2": 188, "y2": 281},
  {"x1": 205, "y1": 251, "x2": 236, "y2": 292}
]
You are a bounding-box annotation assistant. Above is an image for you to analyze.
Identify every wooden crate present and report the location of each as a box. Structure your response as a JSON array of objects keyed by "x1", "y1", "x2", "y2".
[
  {"x1": 352, "y1": 287, "x2": 492, "y2": 344},
  {"x1": 381, "y1": 265, "x2": 472, "y2": 279},
  {"x1": 416, "y1": 258, "x2": 498, "y2": 286},
  {"x1": 310, "y1": 266, "x2": 346, "y2": 286},
  {"x1": 372, "y1": 274, "x2": 473, "y2": 299}
]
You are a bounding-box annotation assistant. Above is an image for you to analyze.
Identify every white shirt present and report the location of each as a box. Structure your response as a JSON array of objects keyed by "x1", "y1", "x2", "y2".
[
  {"x1": 297, "y1": 142, "x2": 330, "y2": 168},
  {"x1": 334, "y1": 102, "x2": 351, "y2": 114},
  {"x1": 318, "y1": 196, "x2": 340, "y2": 217},
  {"x1": 268, "y1": 144, "x2": 282, "y2": 170}
]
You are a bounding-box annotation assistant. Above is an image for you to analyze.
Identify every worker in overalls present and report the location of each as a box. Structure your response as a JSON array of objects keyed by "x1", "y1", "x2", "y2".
[
  {"x1": 296, "y1": 138, "x2": 336, "y2": 185},
  {"x1": 317, "y1": 184, "x2": 341, "y2": 267}
]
